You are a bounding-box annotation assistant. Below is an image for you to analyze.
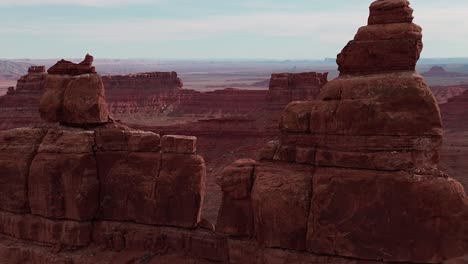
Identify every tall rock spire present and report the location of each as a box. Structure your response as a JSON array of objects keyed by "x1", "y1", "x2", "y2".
[
  {"x1": 216, "y1": 0, "x2": 468, "y2": 262},
  {"x1": 337, "y1": 0, "x2": 422, "y2": 75}
]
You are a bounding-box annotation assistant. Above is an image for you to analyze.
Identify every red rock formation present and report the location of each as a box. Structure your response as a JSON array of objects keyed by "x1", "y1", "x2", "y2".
[
  {"x1": 368, "y1": 0, "x2": 413, "y2": 25},
  {"x1": 47, "y1": 54, "x2": 96, "y2": 76},
  {"x1": 217, "y1": 0, "x2": 468, "y2": 263},
  {"x1": 0, "y1": 69, "x2": 46, "y2": 130},
  {"x1": 338, "y1": 0, "x2": 422, "y2": 75},
  {"x1": 267, "y1": 72, "x2": 328, "y2": 106},
  {"x1": 40, "y1": 55, "x2": 109, "y2": 125},
  {"x1": 0, "y1": 68, "x2": 328, "y2": 132},
  {"x1": 0, "y1": 58, "x2": 212, "y2": 262}
]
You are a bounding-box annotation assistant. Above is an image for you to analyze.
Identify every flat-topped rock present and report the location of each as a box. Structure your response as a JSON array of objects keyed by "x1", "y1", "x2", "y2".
[
  {"x1": 161, "y1": 135, "x2": 197, "y2": 154},
  {"x1": 28, "y1": 66, "x2": 46, "y2": 74}
]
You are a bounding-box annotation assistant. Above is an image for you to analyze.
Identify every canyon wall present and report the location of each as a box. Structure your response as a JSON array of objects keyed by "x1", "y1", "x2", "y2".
[{"x1": 0, "y1": 68, "x2": 326, "y2": 130}]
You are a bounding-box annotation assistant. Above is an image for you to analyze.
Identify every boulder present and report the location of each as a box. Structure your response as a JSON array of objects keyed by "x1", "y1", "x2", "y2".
[
  {"x1": 251, "y1": 162, "x2": 313, "y2": 250},
  {"x1": 97, "y1": 151, "x2": 161, "y2": 224},
  {"x1": 40, "y1": 73, "x2": 109, "y2": 125},
  {"x1": 154, "y1": 153, "x2": 206, "y2": 228},
  {"x1": 161, "y1": 135, "x2": 197, "y2": 154},
  {"x1": 216, "y1": 159, "x2": 256, "y2": 237}
]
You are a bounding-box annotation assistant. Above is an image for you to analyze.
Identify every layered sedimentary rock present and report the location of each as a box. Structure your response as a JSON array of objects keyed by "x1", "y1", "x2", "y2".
[
  {"x1": 267, "y1": 72, "x2": 328, "y2": 106},
  {"x1": 104, "y1": 72, "x2": 184, "y2": 115},
  {"x1": 218, "y1": 0, "x2": 468, "y2": 262},
  {"x1": 0, "y1": 59, "x2": 211, "y2": 263},
  {"x1": 338, "y1": 0, "x2": 422, "y2": 75},
  {"x1": 0, "y1": 68, "x2": 328, "y2": 131},
  {"x1": 0, "y1": 66, "x2": 46, "y2": 130}
]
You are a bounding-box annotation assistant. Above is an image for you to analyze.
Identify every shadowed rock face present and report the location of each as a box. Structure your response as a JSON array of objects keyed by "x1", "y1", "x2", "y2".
[{"x1": 218, "y1": 0, "x2": 468, "y2": 263}]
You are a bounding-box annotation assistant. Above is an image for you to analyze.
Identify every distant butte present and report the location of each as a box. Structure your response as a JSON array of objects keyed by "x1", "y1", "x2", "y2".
[{"x1": 422, "y1": 66, "x2": 466, "y2": 77}]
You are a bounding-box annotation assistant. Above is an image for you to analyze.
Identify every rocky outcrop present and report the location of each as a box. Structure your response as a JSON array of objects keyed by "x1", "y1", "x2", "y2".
[
  {"x1": 47, "y1": 54, "x2": 96, "y2": 76},
  {"x1": 28, "y1": 66, "x2": 46, "y2": 74},
  {"x1": 40, "y1": 55, "x2": 109, "y2": 125},
  {"x1": 267, "y1": 72, "x2": 328, "y2": 107},
  {"x1": 0, "y1": 58, "x2": 212, "y2": 263},
  {"x1": 218, "y1": 0, "x2": 468, "y2": 263},
  {"x1": 338, "y1": 0, "x2": 422, "y2": 75},
  {"x1": 0, "y1": 67, "x2": 46, "y2": 130},
  {"x1": 0, "y1": 69, "x2": 328, "y2": 131}
]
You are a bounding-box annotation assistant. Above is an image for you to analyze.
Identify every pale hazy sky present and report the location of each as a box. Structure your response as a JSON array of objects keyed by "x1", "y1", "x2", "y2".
[{"x1": 0, "y1": 0, "x2": 467, "y2": 59}]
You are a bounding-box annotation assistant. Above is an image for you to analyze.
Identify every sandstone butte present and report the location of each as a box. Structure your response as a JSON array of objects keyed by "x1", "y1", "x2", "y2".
[{"x1": 0, "y1": 1, "x2": 468, "y2": 264}]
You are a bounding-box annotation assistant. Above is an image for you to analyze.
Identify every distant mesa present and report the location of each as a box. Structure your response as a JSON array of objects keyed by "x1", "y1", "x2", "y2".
[
  {"x1": 47, "y1": 53, "x2": 96, "y2": 76},
  {"x1": 422, "y1": 66, "x2": 465, "y2": 77}
]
